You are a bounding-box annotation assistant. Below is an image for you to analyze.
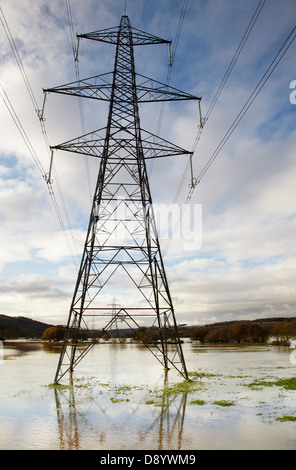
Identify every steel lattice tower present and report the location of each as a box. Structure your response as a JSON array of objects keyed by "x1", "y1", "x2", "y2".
[{"x1": 46, "y1": 15, "x2": 200, "y2": 384}]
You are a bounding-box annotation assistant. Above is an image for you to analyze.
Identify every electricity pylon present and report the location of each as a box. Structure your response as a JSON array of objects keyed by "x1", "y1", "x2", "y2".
[{"x1": 46, "y1": 15, "x2": 200, "y2": 384}]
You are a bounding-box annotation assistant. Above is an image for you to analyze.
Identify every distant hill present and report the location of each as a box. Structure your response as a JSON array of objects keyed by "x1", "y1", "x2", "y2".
[
  {"x1": 0, "y1": 314, "x2": 53, "y2": 339},
  {"x1": 201, "y1": 316, "x2": 296, "y2": 329},
  {"x1": 0, "y1": 313, "x2": 295, "y2": 340}
]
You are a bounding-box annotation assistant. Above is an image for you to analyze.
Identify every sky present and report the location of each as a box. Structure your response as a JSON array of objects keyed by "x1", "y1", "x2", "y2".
[{"x1": 0, "y1": 0, "x2": 296, "y2": 326}]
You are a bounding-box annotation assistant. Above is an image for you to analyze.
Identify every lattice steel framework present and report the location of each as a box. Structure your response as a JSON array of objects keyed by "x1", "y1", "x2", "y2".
[{"x1": 47, "y1": 15, "x2": 200, "y2": 384}]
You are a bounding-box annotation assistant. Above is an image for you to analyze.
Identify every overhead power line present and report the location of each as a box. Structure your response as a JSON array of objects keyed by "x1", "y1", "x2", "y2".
[
  {"x1": 0, "y1": 7, "x2": 40, "y2": 115},
  {"x1": 164, "y1": 25, "x2": 296, "y2": 254},
  {"x1": 64, "y1": 0, "x2": 92, "y2": 199},
  {"x1": 65, "y1": 0, "x2": 76, "y2": 57},
  {"x1": 150, "y1": 0, "x2": 188, "y2": 177},
  {"x1": 0, "y1": 82, "x2": 46, "y2": 177},
  {"x1": 195, "y1": 25, "x2": 296, "y2": 183},
  {"x1": 204, "y1": 0, "x2": 267, "y2": 126},
  {"x1": 170, "y1": 0, "x2": 266, "y2": 215},
  {"x1": 0, "y1": 82, "x2": 79, "y2": 268},
  {"x1": 0, "y1": 6, "x2": 80, "y2": 268},
  {"x1": 191, "y1": 0, "x2": 267, "y2": 155}
]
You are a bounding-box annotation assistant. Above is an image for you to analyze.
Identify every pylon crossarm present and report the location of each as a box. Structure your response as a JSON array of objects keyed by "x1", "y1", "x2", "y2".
[
  {"x1": 44, "y1": 72, "x2": 199, "y2": 103},
  {"x1": 51, "y1": 128, "x2": 193, "y2": 160},
  {"x1": 78, "y1": 20, "x2": 170, "y2": 46}
]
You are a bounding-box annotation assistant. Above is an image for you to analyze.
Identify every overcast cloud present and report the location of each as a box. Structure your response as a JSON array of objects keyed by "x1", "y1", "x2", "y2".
[{"x1": 0, "y1": 0, "x2": 295, "y2": 325}]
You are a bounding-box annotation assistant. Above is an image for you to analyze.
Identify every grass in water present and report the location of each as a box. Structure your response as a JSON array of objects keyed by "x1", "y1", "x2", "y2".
[
  {"x1": 247, "y1": 377, "x2": 296, "y2": 390},
  {"x1": 276, "y1": 415, "x2": 296, "y2": 422},
  {"x1": 46, "y1": 382, "x2": 71, "y2": 391},
  {"x1": 190, "y1": 399, "x2": 206, "y2": 405},
  {"x1": 213, "y1": 400, "x2": 235, "y2": 407},
  {"x1": 45, "y1": 373, "x2": 243, "y2": 410}
]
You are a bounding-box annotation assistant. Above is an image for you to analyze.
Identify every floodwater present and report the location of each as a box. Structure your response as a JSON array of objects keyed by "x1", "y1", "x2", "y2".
[{"x1": 0, "y1": 340, "x2": 296, "y2": 450}]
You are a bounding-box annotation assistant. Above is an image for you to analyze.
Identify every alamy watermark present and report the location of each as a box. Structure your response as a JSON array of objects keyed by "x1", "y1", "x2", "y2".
[
  {"x1": 153, "y1": 202, "x2": 202, "y2": 250},
  {"x1": 98, "y1": 199, "x2": 202, "y2": 251},
  {"x1": 289, "y1": 80, "x2": 296, "y2": 104}
]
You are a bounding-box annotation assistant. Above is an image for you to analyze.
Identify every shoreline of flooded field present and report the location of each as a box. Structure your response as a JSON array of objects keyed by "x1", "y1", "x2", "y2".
[{"x1": 0, "y1": 341, "x2": 295, "y2": 450}]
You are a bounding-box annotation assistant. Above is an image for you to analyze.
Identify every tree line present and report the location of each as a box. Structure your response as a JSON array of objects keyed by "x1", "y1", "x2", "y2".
[
  {"x1": 41, "y1": 325, "x2": 174, "y2": 343},
  {"x1": 41, "y1": 318, "x2": 296, "y2": 346},
  {"x1": 188, "y1": 319, "x2": 296, "y2": 345}
]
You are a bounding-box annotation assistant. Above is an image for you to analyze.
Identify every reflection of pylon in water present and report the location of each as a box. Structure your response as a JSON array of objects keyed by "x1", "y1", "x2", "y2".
[
  {"x1": 48, "y1": 15, "x2": 200, "y2": 384},
  {"x1": 53, "y1": 373, "x2": 188, "y2": 449}
]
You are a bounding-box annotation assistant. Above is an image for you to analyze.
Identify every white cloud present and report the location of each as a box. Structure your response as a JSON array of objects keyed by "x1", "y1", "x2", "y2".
[
  {"x1": 169, "y1": 254, "x2": 296, "y2": 325},
  {"x1": 0, "y1": 269, "x2": 73, "y2": 321},
  {"x1": 0, "y1": 0, "x2": 295, "y2": 327}
]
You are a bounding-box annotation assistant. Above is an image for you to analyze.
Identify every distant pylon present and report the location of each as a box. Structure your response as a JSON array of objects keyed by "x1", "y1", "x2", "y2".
[{"x1": 45, "y1": 15, "x2": 200, "y2": 384}]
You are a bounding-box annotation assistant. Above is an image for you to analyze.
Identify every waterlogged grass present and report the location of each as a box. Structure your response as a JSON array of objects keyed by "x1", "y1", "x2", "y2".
[
  {"x1": 246, "y1": 377, "x2": 296, "y2": 390},
  {"x1": 276, "y1": 415, "x2": 296, "y2": 422},
  {"x1": 45, "y1": 370, "x2": 240, "y2": 411},
  {"x1": 45, "y1": 372, "x2": 212, "y2": 408},
  {"x1": 269, "y1": 377, "x2": 296, "y2": 390},
  {"x1": 46, "y1": 376, "x2": 155, "y2": 406},
  {"x1": 47, "y1": 382, "x2": 70, "y2": 391},
  {"x1": 188, "y1": 371, "x2": 219, "y2": 379},
  {"x1": 190, "y1": 399, "x2": 206, "y2": 406},
  {"x1": 145, "y1": 400, "x2": 156, "y2": 405},
  {"x1": 189, "y1": 398, "x2": 235, "y2": 407},
  {"x1": 162, "y1": 380, "x2": 201, "y2": 397},
  {"x1": 110, "y1": 397, "x2": 129, "y2": 403},
  {"x1": 44, "y1": 369, "x2": 295, "y2": 424},
  {"x1": 213, "y1": 400, "x2": 235, "y2": 407}
]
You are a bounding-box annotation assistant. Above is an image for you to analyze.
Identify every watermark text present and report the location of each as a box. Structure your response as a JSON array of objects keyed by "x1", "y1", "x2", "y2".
[{"x1": 289, "y1": 80, "x2": 296, "y2": 104}]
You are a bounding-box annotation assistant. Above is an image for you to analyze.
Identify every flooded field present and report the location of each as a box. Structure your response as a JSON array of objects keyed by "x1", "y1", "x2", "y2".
[{"x1": 0, "y1": 340, "x2": 296, "y2": 450}]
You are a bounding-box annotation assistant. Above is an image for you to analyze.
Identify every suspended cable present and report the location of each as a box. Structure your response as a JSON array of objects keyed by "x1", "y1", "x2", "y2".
[
  {"x1": 204, "y1": 0, "x2": 267, "y2": 126},
  {"x1": 0, "y1": 7, "x2": 40, "y2": 115},
  {"x1": 163, "y1": 25, "x2": 296, "y2": 254},
  {"x1": 65, "y1": 0, "x2": 76, "y2": 57},
  {"x1": 149, "y1": 0, "x2": 188, "y2": 181},
  {"x1": 0, "y1": 6, "x2": 51, "y2": 163},
  {"x1": 155, "y1": 0, "x2": 188, "y2": 136},
  {"x1": 189, "y1": 0, "x2": 266, "y2": 181},
  {"x1": 0, "y1": 83, "x2": 79, "y2": 267},
  {"x1": 0, "y1": 7, "x2": 80, "y2": 267},
  {"x1": 166, "y1": 0, "x2": 189, "y2": 83},
  {"x1": 48, "y1": 183, "x2": 80, "y2": 269},
  {"x1": 64, "y1": 0, "x2": 92, "y2": 200},
  {"x1": 196, "y1": 25, "x2": 296, "y2": 183},
  {"x1": 64, "y1": 0, "x2": 85, "y2": 133}
]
